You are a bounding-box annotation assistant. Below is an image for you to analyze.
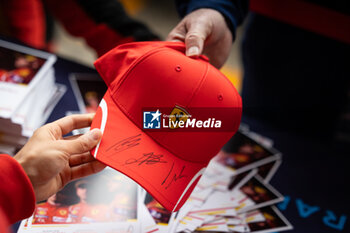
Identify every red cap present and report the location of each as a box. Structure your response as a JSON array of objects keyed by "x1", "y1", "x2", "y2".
[{"x1": 90, "y1": 41, "x2": 242, "y2": 212}]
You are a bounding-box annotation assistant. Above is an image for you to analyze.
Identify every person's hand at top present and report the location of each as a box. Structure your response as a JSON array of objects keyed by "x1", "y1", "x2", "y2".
[
  {"x1": 167, "y1": 8, "x2": 232, "y2": 69},
  {"x1": 14, "y1": 114, "x2": 105, "y2": 202}
]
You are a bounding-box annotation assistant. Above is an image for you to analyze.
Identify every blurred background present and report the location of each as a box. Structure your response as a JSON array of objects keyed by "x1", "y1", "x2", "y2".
[{"x1": 52, "y1": 0, "x2": 244, "y2": 92}]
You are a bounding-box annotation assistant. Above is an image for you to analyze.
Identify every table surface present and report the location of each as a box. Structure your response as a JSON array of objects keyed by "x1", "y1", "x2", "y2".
[
  {"x1": 241, "y1": 116, "x2": 348, "y2": 233},
  {"x1": 13, "y1": 53, "x2": 349, "y2": 233}
]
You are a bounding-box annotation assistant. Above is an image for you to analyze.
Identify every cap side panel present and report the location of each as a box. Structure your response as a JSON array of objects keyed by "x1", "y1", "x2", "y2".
[
  {"x1": 112, "y1": 48, "x2": 171, "y2": 94},
  {"x1": 186, "y1": 61, "x2": 209, "y2": 108}
]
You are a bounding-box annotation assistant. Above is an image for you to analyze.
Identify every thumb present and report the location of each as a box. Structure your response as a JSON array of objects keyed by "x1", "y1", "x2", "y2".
[
  {"x1": 63, "y1": 128, "x2": 102, "y2": 155},
  {"x1": 185, "y1": 21, "x2": 210, "y2": 58}
]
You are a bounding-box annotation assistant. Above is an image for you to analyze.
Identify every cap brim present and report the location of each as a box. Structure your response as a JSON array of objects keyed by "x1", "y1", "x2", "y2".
[{"x1": 90, "y1": 91, "x2": 206, "y2": 212}]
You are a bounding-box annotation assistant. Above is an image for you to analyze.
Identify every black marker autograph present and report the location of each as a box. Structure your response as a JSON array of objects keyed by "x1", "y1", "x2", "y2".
[
  {"x1": 161, "y1": 162, "x2": 187, "y2": 190},
  {"x1": 125, "y1": 152, "x2": 167, "y2": 166},
  {"x1": 106, "y1": 134, "x2": 141, "y2": 153}
]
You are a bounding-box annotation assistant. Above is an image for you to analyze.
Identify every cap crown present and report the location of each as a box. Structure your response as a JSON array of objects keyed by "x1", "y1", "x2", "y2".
[{"x1": 94, "y1": 42, "x2": 241, "y2": 164}]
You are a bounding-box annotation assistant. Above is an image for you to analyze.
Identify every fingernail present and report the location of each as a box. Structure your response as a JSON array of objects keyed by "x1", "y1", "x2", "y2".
[
  {"x1": 88, "y1": 129, "x2": 100, "y2": 140},
  {"x1": 187, "y1": 46, "x2": 199, "y2": 57}
]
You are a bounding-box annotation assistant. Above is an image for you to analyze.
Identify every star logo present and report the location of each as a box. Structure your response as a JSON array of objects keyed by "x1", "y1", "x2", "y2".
[
  {"x1": 151, "y1": 109, "x2": 161, "y2": 122},
  {"x1": 143, "y1": 110, "x2": 162, "y2": 129}
]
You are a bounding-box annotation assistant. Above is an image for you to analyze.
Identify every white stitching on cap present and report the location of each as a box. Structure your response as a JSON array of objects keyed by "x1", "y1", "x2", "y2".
[
  {"x1": 172, "y1": 167, "x2": 206, "y2": 212},
  {"x1": 93, "y1": 98, "x2": 108, "y2": 158}
]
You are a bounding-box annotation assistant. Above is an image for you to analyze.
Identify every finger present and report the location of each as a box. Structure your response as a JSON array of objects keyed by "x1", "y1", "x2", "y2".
[
  {"x1": 49, "y1": 114, "x2": 95, "y2": 136},
  {"x1": 61, "y1": 128, "x2": 102, "y2": 155},
  {"x1": 166, "y1": 31, "x2": 186, "y2": 42},
  {"x1": 185, "y1": 20, "x2": 210, "y2": 57},
  {"x1": 166, "y1": 23, "x2": 186, "y2": 42},
  {"x1": 70, "y1": 160, "x2": 106, "y2": 181},
  {"x1": 69, "y1": 152, "x2": 95, "y2": 167}
]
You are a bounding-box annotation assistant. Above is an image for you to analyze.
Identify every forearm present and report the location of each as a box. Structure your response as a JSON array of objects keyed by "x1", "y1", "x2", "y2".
[{"x1": 0, "y1": 154, "x2": 35, "y2": 224}]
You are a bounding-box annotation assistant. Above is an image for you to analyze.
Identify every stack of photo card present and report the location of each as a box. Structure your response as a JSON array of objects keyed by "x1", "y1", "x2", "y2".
[
  {"x1": 0, "y1": 39, "x2": 66, "y2": 149},
  {"x1": 18, "y1": 167, "x2": 141, "y2": 233},
  {"x1": 140, "y1": 129, "x2": 292, "y2": 233}
]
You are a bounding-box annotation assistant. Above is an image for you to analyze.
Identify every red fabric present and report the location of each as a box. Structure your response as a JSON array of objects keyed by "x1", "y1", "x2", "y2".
[
  {"x1": 3, "y1": 0, "x2": 138, "y2": 55},
  {"x1": 0, "y1": 154, "x2": 36, "y2": 232},
  {"x1": 91, "y1": 41, "x2": 242, "y2": 211},
  {"x1": 0, "y1": 209, "x2": 10, "y2": 233},
  {"x1": 250, "y1": 0, "x2": 350, "y2": 44},
  {"x1": 44, "y1": 0, "x2": 135, "y2": 57},
  {"x1": 3, "y1": 0, "x2": 45, "y2": 49}
]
